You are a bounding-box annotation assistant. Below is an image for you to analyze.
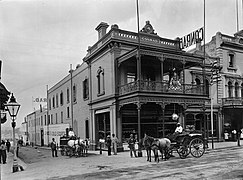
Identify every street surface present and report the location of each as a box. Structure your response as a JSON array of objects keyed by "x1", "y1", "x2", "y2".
[{"x1": 2, "y1": 145, "x2": 243, "y2": 180}]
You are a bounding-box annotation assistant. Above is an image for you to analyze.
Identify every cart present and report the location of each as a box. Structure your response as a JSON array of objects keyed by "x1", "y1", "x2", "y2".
[
  {"x1": 59, "y1": 136, "x2": 70, "y2": 156},
  {"x1": 168, "y1": 132, "x2": 206, "y2": 159}
]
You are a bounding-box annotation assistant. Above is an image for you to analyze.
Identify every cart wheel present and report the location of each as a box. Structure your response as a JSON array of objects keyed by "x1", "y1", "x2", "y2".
[
  {"x1": 189, "y1": 138, "x2": 205, "y2": 158},
  {"x1": 177, "y1": 146, "x2": 189, "y2": 159}
]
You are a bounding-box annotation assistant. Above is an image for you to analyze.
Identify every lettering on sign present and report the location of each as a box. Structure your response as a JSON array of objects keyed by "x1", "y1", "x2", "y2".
[
  {"x1": 33, "y1": 97, "x2": 47, "y2": 103},
  {"x1": 180, "y1": 27, "x2": 204, "y2": 49}
]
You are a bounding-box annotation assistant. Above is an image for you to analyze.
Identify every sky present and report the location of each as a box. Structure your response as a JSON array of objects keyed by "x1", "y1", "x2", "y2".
[{"x1": 0, "y1": 0, "x2": 241, "y2": 128}]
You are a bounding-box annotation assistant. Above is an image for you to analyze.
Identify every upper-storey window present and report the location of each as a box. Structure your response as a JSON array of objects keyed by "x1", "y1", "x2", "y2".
[
  {"x1": 83, "y1": 78, "x2": 89, "y2": 100},
  {"x1": 67, "y1": 88, "x2": 70, "y2": 103},
  {"x1": 228, "y1": 82, "x2": 233, "y2": 98},
  {"x1": 228, "y1": 51, "x2": 235, "y2": 68},
  {"x1": 73, "y1": 84, "x2": 77, "y2": 103},
  {"x1": 235, "y1": 82, "x2": 239, "y2": 98},
  {"x1": 56, "y1": 94, "x2": 58, "y2": 107},
  {"x1": 60, "y1": 91, "x2": 63, "y2": 106},
  {"x1": 52, "y1": 96, "x2": 55, "y2": 108},
  {"x1": 97, "y1": 66, "x2": 105, "y2": 96}
]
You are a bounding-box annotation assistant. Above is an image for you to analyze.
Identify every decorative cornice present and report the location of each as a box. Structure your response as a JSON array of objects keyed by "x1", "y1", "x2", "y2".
[{"x1": 118, "y1": 96, "x2": 206, "y2": 107}]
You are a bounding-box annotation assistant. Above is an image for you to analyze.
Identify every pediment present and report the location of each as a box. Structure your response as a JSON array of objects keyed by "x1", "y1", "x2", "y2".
[{"x1": 140, "y1": 21, "x2": 157, "y2": 35}]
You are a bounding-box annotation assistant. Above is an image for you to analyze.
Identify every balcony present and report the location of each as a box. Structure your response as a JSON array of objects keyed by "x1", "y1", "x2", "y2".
[
  {"x1": 118, "y1": 80, "x2": 204, "y2": 96},
  {"x1": 222, "y1": 97, "x2": 243, "y2": 106}
]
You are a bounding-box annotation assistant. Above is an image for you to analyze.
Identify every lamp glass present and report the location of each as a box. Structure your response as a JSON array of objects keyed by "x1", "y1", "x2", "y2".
[{"x1": 5, "y1": 94, "x2": 20, "y2": 118}]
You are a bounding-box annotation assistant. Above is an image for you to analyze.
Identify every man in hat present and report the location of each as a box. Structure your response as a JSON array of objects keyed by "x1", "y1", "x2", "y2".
[
  {"x1": 106, "y1": 135, "x2": 112, "y2": 156},
  {"x1": 175, "y1": 123, "x2": 183, "y2": 134},
  {"x1": 170, "y1": 123, "x2": 183, "y2": 143},
  {"x1": 50, "y1": 138, "x2": 58, "y2": 157},
  {"x1": 128, "y1": 134, "x2": 137, "y2": 158}
]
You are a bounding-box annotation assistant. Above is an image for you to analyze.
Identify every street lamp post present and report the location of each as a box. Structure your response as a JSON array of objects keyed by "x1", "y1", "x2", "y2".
[{"x1": 5, "y1": 93, "x2": 21, "y2": 173}]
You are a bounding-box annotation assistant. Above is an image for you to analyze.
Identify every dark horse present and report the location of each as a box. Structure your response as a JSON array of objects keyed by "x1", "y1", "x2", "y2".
[{"x1": 143, "y1": 134, "x2": 171, "y2": 162}]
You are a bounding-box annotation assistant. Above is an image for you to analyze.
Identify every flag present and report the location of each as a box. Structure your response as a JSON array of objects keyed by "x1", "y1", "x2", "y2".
[
  {"x1": 211, "y1": 69, "x2": 221, "y2": 84},
  {"x1": 211, "y1": 60, "x2": 218, "y2": 68}
]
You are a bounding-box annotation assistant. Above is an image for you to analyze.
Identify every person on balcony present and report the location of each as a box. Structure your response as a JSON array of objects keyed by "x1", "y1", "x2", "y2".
[{"x1": 169, "y1": 68, "x2": 181, "y2": 90}]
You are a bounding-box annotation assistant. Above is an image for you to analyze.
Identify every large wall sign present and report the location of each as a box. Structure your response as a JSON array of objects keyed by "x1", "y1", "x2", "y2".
[{"x1": 180, "y1": 27, "x2": 204, "y2": 49}]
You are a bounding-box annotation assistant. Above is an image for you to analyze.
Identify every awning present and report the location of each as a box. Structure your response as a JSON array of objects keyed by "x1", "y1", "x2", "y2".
[{"x1": 95, "y1": 108, "x2": 110, "y2": 114}]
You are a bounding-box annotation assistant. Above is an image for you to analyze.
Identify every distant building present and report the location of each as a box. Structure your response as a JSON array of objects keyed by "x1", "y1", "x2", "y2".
[
  {"x1": 19, "y1": 118, "x2": 28, "y2": 145},
  {"x1": 204, "y1": 31, "x2": 243, "y2": 140},
  {"x1": 25, "y1": 106, "x2": 70, "y2": 146}
]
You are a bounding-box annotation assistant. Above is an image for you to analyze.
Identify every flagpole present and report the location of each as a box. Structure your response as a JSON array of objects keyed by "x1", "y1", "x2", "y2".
[
  {"x1": 136, "y1": 0, "x2": 141, "y2": 141},
  {"x1": 46, "y1": 85, "x2": 49, "y2": 146},
  {"x1": 202, "y1": 0, "x2": 208, "y2": 148},
  {"x1": 237, "y1": 0, "x2": 239, "y2": 32}
]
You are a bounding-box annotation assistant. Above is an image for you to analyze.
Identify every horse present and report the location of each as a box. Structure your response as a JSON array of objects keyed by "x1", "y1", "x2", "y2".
[
  {"x1": 79, "y1": 138, "x2": 90, "y2": 156},
  {"x1": 67, "y1": 138, "x2": 89, "y2": 157},
  {"x1": 143, "y1": 134, "x2": 171, "y2": 162}
]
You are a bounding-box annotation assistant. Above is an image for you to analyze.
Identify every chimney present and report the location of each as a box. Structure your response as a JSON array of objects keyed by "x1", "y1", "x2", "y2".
[
  {"x1": 196, "y1": 39, "x2": 202, "y2": 51},
  {"x1": 95, "y1": 22, "x2": 109, "y2": 40}
]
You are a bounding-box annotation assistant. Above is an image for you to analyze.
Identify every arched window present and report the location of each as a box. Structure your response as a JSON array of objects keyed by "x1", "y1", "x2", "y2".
[
  {"x1": 228, "y1": 82, "x2": 233, "y2": 98},
  {"x1": 195, "y1": 78, "x2": 200, "y2": 85},
  {"x1": 235, "y1": 82, "x2": 239, "y2": 98},
  {"x1": 83, "y1": 78, "x2": 89, "y2": 100},
  {"x1": 97, "y1": 66, "x2": 105, "y2": 96}
]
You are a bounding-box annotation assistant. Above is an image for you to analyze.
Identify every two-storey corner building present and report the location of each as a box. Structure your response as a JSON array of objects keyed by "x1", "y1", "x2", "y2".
[
  {"x1": 47, "y1": 21, "x2": 210, "y2": 150},
  {"x1": 83, "y1": 21, "x2": 209, "y2": 148},
  {"x1": 205, "y1": 31, "x2": 243, "y2": 140},
  {"x1": 47, "y1": 62, "x2": 89, "y2": 144}
]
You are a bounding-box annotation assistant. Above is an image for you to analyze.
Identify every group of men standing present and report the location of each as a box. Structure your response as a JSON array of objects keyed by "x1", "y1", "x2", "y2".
[{"x1": 106, "y1": 134, "x2": 118, "y2": 156}]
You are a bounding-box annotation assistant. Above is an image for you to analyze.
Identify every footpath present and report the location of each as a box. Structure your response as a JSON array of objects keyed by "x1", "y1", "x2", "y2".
[{"x1": 1, "y1": 140, "x2": 243, "y2": 180}]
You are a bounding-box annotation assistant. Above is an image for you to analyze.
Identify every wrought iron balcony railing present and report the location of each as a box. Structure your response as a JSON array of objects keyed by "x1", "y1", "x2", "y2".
[
  {"x1": 222, "y1": 97, "x2": 243, "y2": 106},
  {"x1": 118, "y1": 80, "x2": 204, "y2": 96}
]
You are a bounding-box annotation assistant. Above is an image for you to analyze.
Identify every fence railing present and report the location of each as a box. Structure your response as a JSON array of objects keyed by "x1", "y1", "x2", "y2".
[{"x1": 118, "y1": 80, "x2": 204, "y2": 96}]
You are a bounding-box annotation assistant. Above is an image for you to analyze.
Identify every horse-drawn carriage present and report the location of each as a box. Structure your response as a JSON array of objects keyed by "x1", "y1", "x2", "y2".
[
  {"x1": 59, "y1": 136, "x2": 89, "y2": 157},
  {"x1": 143, "y1": 131, "x2": 206, "y2": 162},
  {"x1": 168, "y1": 132, "x2": 206, "y2": 159}
]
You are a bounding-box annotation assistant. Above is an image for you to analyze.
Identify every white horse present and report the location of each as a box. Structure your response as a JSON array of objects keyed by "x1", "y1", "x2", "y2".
[{"x1": 68, "y1": 138, "x2": 89, "y2": 157}]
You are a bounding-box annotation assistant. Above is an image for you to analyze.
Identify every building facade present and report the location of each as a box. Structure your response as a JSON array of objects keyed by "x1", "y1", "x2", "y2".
[
  {"x1": 27, "y1": 21, "x2": 243, "y2": 149},
  {"x1": 205, "y1": 31, "x2": 243, "y2": 140},
  {"x1": 46, "y1": 21, "x2": 212, "y2": 149}
]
